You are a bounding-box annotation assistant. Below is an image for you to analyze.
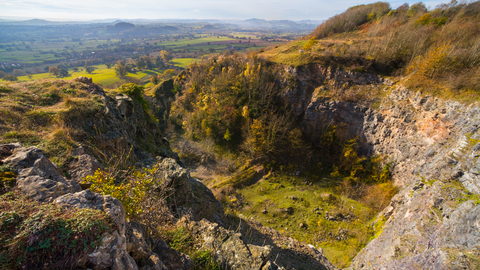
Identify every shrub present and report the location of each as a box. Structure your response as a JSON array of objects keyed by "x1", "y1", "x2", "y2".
[
  {"x1": 85, "y1": 164, "x2": 159, "y2": 218},
  {"x1": 312, "y1": 2, "x2": 391, "y2": 38},
  {"x1": 118, "y1": 83, "x2": 151, "y2": 114},
  {"x1": 161, "y1": 227, "x2": 220, "y2": 270},
  {"x1": 2, "y1": 75, "x2": 18, "y2": 82}
]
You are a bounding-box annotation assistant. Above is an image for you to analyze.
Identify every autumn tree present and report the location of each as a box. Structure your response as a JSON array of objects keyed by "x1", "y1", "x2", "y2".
[
  {"x1": 115, "y1": 64, "x2": 127, "y2": 78},
  {"x1": 155, "y1": 56, "x2": 164, "y2": 69},
  {"x1": 142, "y1": 56, "x2": 153, "y2": 69},
  {"x1": 49, "y1": 66, "x2": 60, "y2": 76},
  {"x1": 150, "y1": 75, "x2": 159, "y2": 85},
  {"x1": 135, "y1": 58, "x2": 146, "y2": 70},
  {"x1": 59, "y1": 68, "x2": 69, "y2": 77},
  {"x1": 162, "y1": 69, "x2": 176, "y2": 80},
  {"x1": 12, "y1": 69, "x2": 24, "y2": 77},
  {"x1": 303, "y1": 37, "x2": 318, "y2": 51},
  {"x1": 160, "y1": 50, "x2": 173, "y2": 63},
  {"x1": 85, "y1": 66, "x2": 95, "y2": 74}
]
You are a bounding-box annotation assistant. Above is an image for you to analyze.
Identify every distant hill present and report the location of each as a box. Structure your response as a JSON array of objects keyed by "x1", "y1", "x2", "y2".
[{"x1": 232, "y1": 18, "x2": 319, "y2": 30}]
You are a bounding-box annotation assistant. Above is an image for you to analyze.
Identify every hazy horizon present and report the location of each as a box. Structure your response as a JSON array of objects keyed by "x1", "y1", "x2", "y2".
[{"x1": 1, "y1": 0, "x2": 446, "y2": 22}]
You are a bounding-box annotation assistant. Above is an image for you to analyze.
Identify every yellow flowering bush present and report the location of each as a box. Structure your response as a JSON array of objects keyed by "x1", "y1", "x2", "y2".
[{"x1": 84, "y1": 165, "x2": 159, "y2": 218}]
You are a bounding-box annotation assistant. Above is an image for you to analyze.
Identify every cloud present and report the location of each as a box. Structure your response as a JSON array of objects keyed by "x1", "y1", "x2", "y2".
[{"x1": 0, "y1": 0, "x2": 451, "y2": 21}]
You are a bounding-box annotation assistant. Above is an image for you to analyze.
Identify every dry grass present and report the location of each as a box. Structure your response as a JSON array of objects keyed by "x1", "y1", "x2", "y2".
[
  {"x1": 0, "y1": 190, "x2": 115, "y2": 270},
  {"x1": 0, "y1": 79, "x2": 107, "y2": 166}
]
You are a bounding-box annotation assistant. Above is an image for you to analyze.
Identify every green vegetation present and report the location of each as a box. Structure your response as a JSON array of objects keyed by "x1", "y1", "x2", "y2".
[
  {"x1": 161, "y1": 227, "x2": 220, "y2": 270},
  {"x1": 0, "y1": 80, "x2": 105, "y2": 165},
  {"x1": 0, "y1": 191, "x2": 115, "y2": 270},
  {"x1": 16, "y1": 64, "x2": 161, "y2": 88},
  {"x1": 171, "y1": 58, "x2": 198, "y2": 68},
  {"x1": 85, "y1": 165, "x2": 160, "y2": 218},
  {"x1": 215, "y1": 168, "x2": 395, "y2": 268}
]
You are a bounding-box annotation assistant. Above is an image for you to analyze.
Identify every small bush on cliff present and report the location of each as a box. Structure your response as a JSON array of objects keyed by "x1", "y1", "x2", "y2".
[
  {"x1": 85, "y1": 164, "x2": 159, "y2": 218},
  {"x1": 118, "y1": 83, "x2": 158, "y2": 123},
  {"x1": 0, "y1": 191, "x2": 115, "y2": 270},
  {"x1": 162, "y1": 226, "x2": 220, "y2": 270}
]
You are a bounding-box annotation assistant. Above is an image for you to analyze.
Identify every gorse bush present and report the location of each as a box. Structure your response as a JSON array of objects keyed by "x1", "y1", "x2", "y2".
[{"x1": 85, "y1": 164, "x2": 159, "y2": 218}]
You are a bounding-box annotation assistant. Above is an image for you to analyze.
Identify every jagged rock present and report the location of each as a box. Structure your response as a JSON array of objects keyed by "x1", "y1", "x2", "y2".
[
  {"x1": 156, "y1": 158, "x2": 225, "y2": 225},
  {"x1": 0, "y1": 143, "x2": 20, "y2": 162},
  {"x1": 75, "y1": 76, "x2": 105, "y2": 96},
  {"x1": 55, "y1": 189, "x2": 126, "y2": 235},
  {"x1": 3, "y1": 145, "x2": 81, "y2": 202},
  {"x1": 87, "y1": 230, "x2": 138, "y2": 270},
  {"x1": 180, "y1": 218, "x2": 272, "y2": 270},
  {"x1": 116, "y1": 94, "x2": 135, "y2": 118},
  {"x1": 65, "y1": 148, "x2": 103, "y2": 187},
  {"x1": 126, "y1": 221, "x2": 193, "y2": 270},
  {"x1": 151, "y1": 238, "x2": 194, "y2": 270},
  {"x1": 54, "y1": 189, "x2": 138, "y2": 270},
  {"x1": 348, "y1": 180, "x2": 480, "y2": 269}
]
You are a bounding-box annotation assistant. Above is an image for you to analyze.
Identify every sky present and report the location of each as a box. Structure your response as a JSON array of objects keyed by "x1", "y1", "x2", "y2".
[{"x1": 0, "y1": 0, "x2": 447, "y2": 21}]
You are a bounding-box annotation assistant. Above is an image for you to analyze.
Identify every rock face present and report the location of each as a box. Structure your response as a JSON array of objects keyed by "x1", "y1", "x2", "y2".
[
  {"x1": 2, "y1": 144, "x2": 82, "y2": 202},
  {"x1": 301, "y1": 86, "x2": 480, "y2": 189},
  {"x1": 280, "y1": 65, "x2": 389, "y2": 118},
  {"x1": 73, "y1": 79, "x2": 177, "y2": 165},
  {"x1": 65, "y1": 146, "x2": 103, "y2": 187},
  {"x1": 180, "y1": 218, "x2": 272, "y2": 270},
  {"x1": 157, "y1": 158, "x2": 225, "y2": 225},
  {"x1": 349, "y1": 180, "x2": 480, "y2": 270},
  {"x1": 281, "y1": 65, "x2": 480, "y2": 269},
  {"x1": 54, "y1": 189, "x2": 138, "y2": 270}
]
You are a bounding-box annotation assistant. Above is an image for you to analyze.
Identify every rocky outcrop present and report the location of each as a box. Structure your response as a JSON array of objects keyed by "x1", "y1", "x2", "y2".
[
  {"x1": 126, "y1": 221, "x2": 193, "y2": 270},
  {"x1": 72, "y1": 78, "x2": 177, "y2": 166},
  {"x1": 280, "y1": 65, "x2": 391, "y2": 117},
  {"x1": 179, "y1": 218, "x2": 272, "y2": 270},
  {"x1": 301, "y1": 86, "x2": 480, "y2": 188},
  {"x1": 75, "y1": 76, "x2": 106, "y2": 96},
  {"x1": 64, "y1": 145, "x2": 103, "y2": 188},
  {"x1": 54, "y1": 189, "x2": 139, "y2": 270},
  {"x1": 157, "y1": 158, "x2": 225, "y2": 225},
  {"x1": 349, "y1": 180, "x2": 480, "y2": 270},
  {"x1": 2, "y1": 143, "x2": 82, "y2": 202}
]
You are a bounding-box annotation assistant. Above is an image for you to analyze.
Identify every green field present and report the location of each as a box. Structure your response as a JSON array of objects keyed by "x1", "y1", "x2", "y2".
[
  {"x1": 155, "y1": 36, "x2": 234, "y2": 47},
  {"x1": 171, "y1": 58, "x2": 198, "y2": 68},
  {"x1": 16, "y1": 64, "x2": 160, "y2": 87},
  {"x1": 0, "y1": 39, "x2": 122, "y2": 63}
]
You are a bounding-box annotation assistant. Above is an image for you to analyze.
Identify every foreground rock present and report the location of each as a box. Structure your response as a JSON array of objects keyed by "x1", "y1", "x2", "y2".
[
  {"x1": 179, "y1": 217, "x2": 272, "y2": 270},
  {"x1": 54, "y1": 189, "x2": 138, "y2": 270},
  {"x1": 157, "y1": 158, "x2": 225, "y2": 225},
  {"x1": 349, "y1": 180, "x2": 480, "y2": 270},
  {"x1": 126, "y1": 221, "x2": 194, "y2": 270},
  {"x1": 1, "y1": 143, "x2": 82, "y2": 202}
]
